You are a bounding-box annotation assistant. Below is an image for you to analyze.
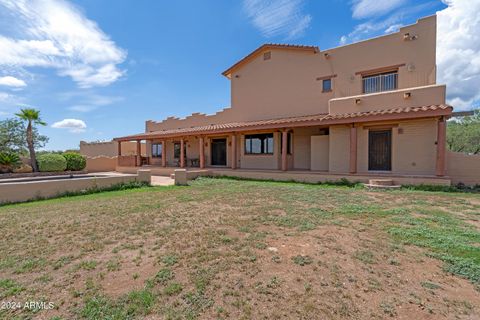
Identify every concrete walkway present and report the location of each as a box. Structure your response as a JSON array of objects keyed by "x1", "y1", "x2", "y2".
[{"x1": 151, "y1": 175, "x2": 174, "y2": 186}]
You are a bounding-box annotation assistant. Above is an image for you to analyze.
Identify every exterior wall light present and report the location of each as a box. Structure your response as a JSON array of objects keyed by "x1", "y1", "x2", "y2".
[
  {"x1": 355, "y1": 98, "x2": 361, "y2": 105},
  {"x1": 403, "y1": 92, "x2": 411, "y2": 99}
]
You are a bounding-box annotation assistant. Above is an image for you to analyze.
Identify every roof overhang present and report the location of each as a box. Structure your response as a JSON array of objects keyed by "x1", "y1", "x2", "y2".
[
  {"x1": 114, "y1": 105, "x2": 452, "y2": 142},
  {"x1": 221, "y1": 44, "x2": 320, "y2": 79}
]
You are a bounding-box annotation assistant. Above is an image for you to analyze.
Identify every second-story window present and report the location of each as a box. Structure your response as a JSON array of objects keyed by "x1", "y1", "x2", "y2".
[
  {"x1": 362, "y1": 71, "x2": 398, "y2": 94},
  {"x1": 322, "y1": 78, "x2": 332, "y2": 92}
]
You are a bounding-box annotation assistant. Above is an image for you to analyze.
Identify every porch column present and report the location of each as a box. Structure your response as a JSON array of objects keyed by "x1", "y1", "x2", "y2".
[
  {"x1": 161, "y1": 140, "x2": 166, "y2": 167},
  {"x1": 117, "y1": 141, "x2": 122, "y2": 156},
  {"x1": 136, "y1": 140, "x2": 141, "y2": 167},
  {"x1": 349, "y1": 125, "x2": 357, "y2": 174},
  {"x1": 180, "y1": 138, "x2": 185, "y2": 168},
  {"x1": 199, "y1": 137, "x2": 205, "y2": 169},
  {"x1": 281, "y1": 130, "x2": 288, "y2": 171},
  {"x1": 231, "y1": 134, "x2": 237, "y2": 169},
  {"x1": 436, "y1": 116, "x2": 446, "y2": 176}
]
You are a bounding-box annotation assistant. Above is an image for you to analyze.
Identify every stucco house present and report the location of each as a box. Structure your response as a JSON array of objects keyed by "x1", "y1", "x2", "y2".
[{"x1": 112, "y1": 15, "x2": 478, "y2": 186}]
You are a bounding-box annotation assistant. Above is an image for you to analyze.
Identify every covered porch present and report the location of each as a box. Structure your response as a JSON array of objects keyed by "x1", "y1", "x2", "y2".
[{"x1": 114, "y1": 104, "x2": 452, "y2": 180}]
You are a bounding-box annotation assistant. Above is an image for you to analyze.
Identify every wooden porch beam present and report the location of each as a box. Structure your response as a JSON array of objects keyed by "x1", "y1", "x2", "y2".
[
  {"x1": 117, "y1": 141, "x2": 121, "y2": 156},
  {"x1": 161, "y1": 140, "x2": 166, "y2": 167},
  {"x1": 435, "y1": 116, "x2": 446, "y2": 176},
  {"x1": 349, "y1": 125, "x2": 357, "y2": 174},
  {"x1": 136, "y1": 140, "x2": 141, "y2": 167},
  {"x1": 199, "y1": 137, "x2": 205, "y2": 169},
  {"x1": 231, "y1": 134, "x2": 237, "y2": 169},
  {"x1": 180, "y1": 138, "x2": 185, "y2": 168},
  {"x1": 281, "y1": 130, "x2": 288, "y2": 171}
]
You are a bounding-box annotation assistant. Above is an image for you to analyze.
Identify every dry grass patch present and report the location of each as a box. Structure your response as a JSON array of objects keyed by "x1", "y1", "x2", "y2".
[{"x1": 0, "y1": 177, "x2": 478, "y2": 319}]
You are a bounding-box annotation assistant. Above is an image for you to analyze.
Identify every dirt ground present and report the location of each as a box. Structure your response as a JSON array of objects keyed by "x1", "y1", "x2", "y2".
[{"x1": 0, "y1": 178, "x2": 478, "y2": 319}]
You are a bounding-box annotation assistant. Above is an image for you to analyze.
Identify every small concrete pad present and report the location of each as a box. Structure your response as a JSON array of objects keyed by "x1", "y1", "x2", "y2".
[{"x1": 151, "y1": 176, "x2": 174, "y2": 186}]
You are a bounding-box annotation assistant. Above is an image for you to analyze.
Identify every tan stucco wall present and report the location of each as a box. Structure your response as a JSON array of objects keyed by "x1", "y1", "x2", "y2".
[
  {"x1": 81, "y1": 141, "x2": 145, "y2": 157},
  {"x1": 311, "y1": 136, "x2": 329, "y2": 171},
  {"x1": 447, "y1": 152, "x2": 480, "y2": 186},
  {"x1": 356, "y1": 118, "x2": 437, "y2": 175},
  {"x1": 239, "y1": 132, "x2": 281, "y2": 169},
  {"x1": 329, "y1": 125, "x2": 351, "y2": 173},
  {"x1": 210, "y1": 169, "x2": 450, "y2": 186},
  {"x1": 145, "y1": 15, "x2": 439, "y2": 132},
  {"x1": 86, "y1": 156, "x2": 117, "y2": 172},
  {"x1": 0, "y1": 172, "x2": 150, "y2": 204},
  {"x1": 293, "y1": 127, "x2": 319, "y2": 170},
  {"x1": 329, "y1": 85, "x2": 445, "y2": 115}
]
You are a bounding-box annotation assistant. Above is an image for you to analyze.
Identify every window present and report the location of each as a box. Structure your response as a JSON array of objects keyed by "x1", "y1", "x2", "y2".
[
  {"x1": 263, "y1": 51, "x2": 271, "y2": 60},
  {"x1": 174, "y1": 142, "x2": 181, "y2": 159},
  {"x1": 322, "y1": 78, "x2": 332, "y2": 92},
  {"x1": 245, "y1": 133, "x2": 274, "y2": 155},
  {"x1": 280, "y1": 132, "x2": 292, "y2": 154},
  {"x1": 362, "y1": 71, "x2": 398, "y2": 94},
  {"x1": 152, "y1": 143, "x2": 162, "y2": 158}
]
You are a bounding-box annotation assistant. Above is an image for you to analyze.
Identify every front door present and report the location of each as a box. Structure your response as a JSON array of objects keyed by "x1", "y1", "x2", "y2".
[
  {"x1": 368, "y1": 130, "x2": 392, "y2": 171},
  {"x1": 211, "y1": 138, "x2": 227, "y2": 166}
]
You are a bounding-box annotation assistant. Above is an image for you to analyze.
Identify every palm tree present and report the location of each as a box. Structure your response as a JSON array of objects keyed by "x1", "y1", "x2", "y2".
[{"x1": 15, "y1": 108, "x2": 46, "y2": 172}]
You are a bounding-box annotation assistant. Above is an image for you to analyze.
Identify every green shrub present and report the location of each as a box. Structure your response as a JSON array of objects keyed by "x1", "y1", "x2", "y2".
[
  {"x1": 37, "y1": 153, "x2": 67, "y2": 172},
  {"x1": 63, "y1": 152, "x2": 86, "y2": 171},
  {"x1": 0, "y1": 152, "x2": 20, "y2": 173}
]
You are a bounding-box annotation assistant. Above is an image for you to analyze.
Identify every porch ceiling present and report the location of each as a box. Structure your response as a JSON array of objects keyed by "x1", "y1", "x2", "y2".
[{"x1": 114, "y1": 104, "x2": 452, "y2": 141}]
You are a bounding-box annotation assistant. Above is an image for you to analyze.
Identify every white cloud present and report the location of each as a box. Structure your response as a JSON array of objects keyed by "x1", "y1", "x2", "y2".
[
  {"x1": 0, "y1": 76, "x2": 26, "y2": 87},
  {"x1": 351, "y1": 0, "x2": 408, "y2": 19},
  {"x1": 437, "y1": 0, "x2": 480, "y2": 110},
  {"x1": 51, "y1": 118, "x2": 87, "y2": 133},
  {"x1": 0, "y1": 0, "x2": 126, "y2": 88},
  {"x1": 339, "y1": 3, "x2": 432, "y2": 45},
  {"x1": 61, "y1": 92, "x2": 124, "y2": 112},
  {"x1": 384, "y1": 24, "x2": 403, "y2": 34},
  {"x1": 0, "y1": 92, "x2": 11, "y2": 101},
  {"x1": 243, "y1": 0, "x2": 312, "y2": 39}
]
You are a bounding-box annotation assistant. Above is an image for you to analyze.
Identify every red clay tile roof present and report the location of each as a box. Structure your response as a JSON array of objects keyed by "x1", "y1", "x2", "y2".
[
  {"x1": 222, "y1": 43, "x2": 319, "y2": 78},
  {"x1": 115, "y1": 104, "x2": 452, "y2": 141}
]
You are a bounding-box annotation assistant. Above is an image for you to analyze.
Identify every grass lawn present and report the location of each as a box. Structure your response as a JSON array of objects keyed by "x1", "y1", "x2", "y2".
[{"x1": 0, "y1": 177, "x2": 479, "y2": 319}]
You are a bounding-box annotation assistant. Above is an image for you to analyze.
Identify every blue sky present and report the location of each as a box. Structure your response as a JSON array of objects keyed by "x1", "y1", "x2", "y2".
[{"x1": 0, "y1": 0, "x2": 477, "y2": 151}]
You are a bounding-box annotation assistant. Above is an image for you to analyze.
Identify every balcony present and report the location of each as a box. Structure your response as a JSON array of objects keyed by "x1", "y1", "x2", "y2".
[
  {"x1": 328, "y1": 84, "x2": 446, "y2": 115},
  {"x1": 362, "y1": 72, "x2": 398, "y2": 94}
]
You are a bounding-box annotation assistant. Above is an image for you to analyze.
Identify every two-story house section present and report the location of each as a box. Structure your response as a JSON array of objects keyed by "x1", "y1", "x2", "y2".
[{"x1": 114, "y1": 15, "x2": 454, "y2": 185}]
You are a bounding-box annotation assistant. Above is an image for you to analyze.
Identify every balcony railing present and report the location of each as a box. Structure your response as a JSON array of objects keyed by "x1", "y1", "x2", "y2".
[{"x1": 362, "y1": 72, "x2": 398, "y2": 94}]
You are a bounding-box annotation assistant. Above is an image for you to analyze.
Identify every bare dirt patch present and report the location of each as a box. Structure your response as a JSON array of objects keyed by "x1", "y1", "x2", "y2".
[{"x1": 0, "y1": 178, "x2": 478, "y2": 319}]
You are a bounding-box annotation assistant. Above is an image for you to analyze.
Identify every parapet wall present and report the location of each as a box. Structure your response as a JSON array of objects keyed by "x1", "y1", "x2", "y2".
[{"x1": 146, "y1": 107, "x2": 235, "y2": 132}]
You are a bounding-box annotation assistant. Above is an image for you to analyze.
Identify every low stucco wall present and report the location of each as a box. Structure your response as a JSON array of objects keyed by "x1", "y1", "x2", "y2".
[
  {"x1": 209, "y1": 169, "x2": 450, "y2": 186},
  {"x1": 86, "y1": 156, "x2": 117, "y2": 172},
  {"x1": 80, "y1": 141, "x2": 146, "y2": 157},
  {"x1": 0, "y1": 171, "x2": 151, "y2": 204},
  {"x1": 447, "y1": 152, "x2": 480, "y2": 186}
]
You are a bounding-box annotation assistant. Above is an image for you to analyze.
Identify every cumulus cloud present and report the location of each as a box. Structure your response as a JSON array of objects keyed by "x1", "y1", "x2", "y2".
[
  {"x1": 51, "y1": 118, "x2": 87, "y2": 133},
  {"x1": 437, "y1": 0, "x2": 480, "y2": 110},
  {"x1": 243, "y1": 0, "x2": 312, "y2": 39},
  {"x1": 351, "y1": 0, "x2": 408, "y2": 19},
  {"x1": 0, "y1": 76, "x2": 26, "y2": 87},
  {"x1": 0, "y1": 0, "x2": 126, "y2": 88}
]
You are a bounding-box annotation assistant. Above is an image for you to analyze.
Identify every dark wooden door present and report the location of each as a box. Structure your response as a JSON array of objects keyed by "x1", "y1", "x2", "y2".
[
  {"x1": 211, "y1": 139, "x2": 227, "y2": 166},
  {"x1": 368, "y1": 130, "x2": 392, "y2": 171}
]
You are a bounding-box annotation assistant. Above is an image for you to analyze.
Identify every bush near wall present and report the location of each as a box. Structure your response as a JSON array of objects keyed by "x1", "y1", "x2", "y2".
[
  {"x1": 37, "y1": 154, "x2": 67, "y2": 172},
  {"x1": 0, "y1": 152, "x2": 20, "y2": 173},
  {"x1": 63, "y1": 152, "x2": 86, "y2": 171}
]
